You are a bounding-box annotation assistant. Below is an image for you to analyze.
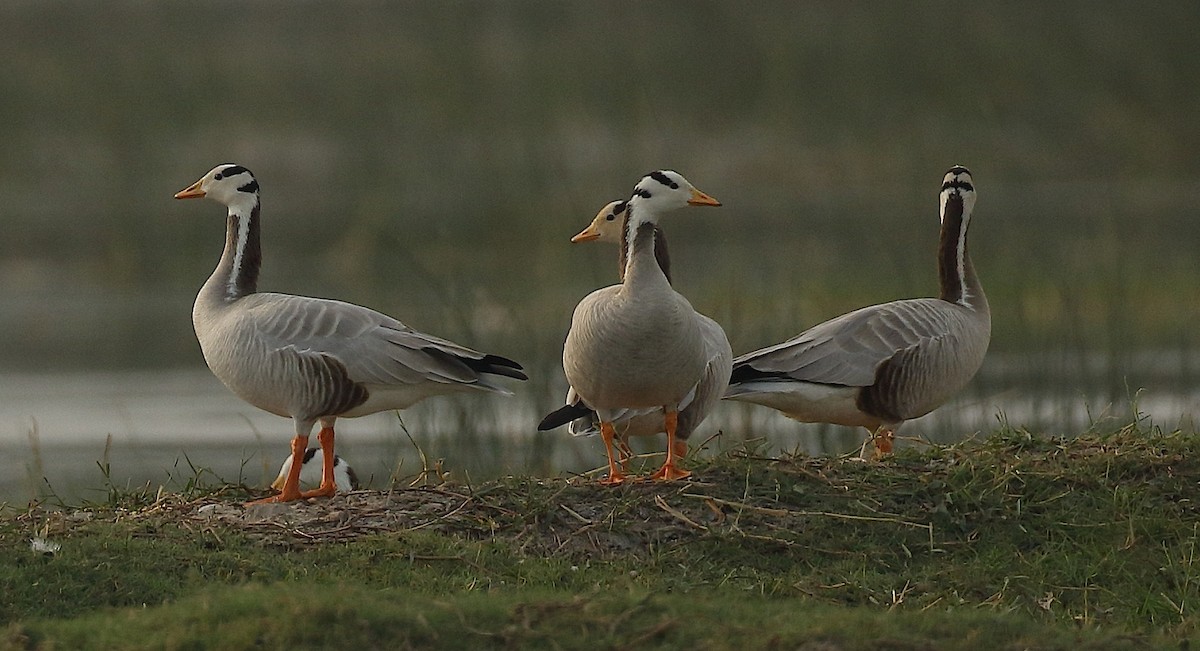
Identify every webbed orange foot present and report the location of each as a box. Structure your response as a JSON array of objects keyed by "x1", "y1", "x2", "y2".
[
  {"x1": 300, "y1": 484, "x2": 338, "y2": 499},
  {"x1": 598, "y1": 471, "x2": 628, "y2": 486},
  {"x1": 649, "y1": 462, "x2": 691, "y2": 481},
  {"x1": 247, "y1": 488, "x2": 303, "y2": 505}
]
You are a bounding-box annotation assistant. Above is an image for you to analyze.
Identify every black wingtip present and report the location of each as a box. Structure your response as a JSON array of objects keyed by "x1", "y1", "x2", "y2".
[
  {"x1": 729, "y1": 363, "x2": 791, "y2": 385},
  {"x1": 474, "y1": 354, "x2": 528, "y2": 381},
  {"x1": 537, "y1": 402, "x2": 594, "y2": 431}
]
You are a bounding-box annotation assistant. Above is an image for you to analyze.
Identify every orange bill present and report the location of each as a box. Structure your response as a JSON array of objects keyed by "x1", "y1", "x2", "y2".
[
  {"x1": 571, "y1": 224, "x2": 602, "y2": 243},
  {"x1": 687, "y1": 187, "x2": 721, "y2": 206},
  {"x1": 174, "y1": 179, "x2": 205, "y2": 199}
]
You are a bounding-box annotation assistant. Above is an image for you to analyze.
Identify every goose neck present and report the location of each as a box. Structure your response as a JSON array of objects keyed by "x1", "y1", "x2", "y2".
[
  {"x1": 619, "y1": 208, "x2": 669, "y2": 289},
  {"x1": 204, "y1": 202, "x2": 261, "y2": 303},
  {"x1": 937, "y1": 195, "x2": 984, "y2": 309},
  {"x1": 616, "y1": 224, "x2": 672, "y2": 284}
]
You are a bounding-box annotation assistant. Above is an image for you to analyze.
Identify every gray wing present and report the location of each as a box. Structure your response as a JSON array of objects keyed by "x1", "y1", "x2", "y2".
[
  {"x1": 731, "y1": 298, "x2": 967, "y2": 388},
  {"x1": 677, "y1": 314, "x2": 733, "y2": 436},
  {"x1": 243, "y1": 293, "x2": 513, "y2": 389}
]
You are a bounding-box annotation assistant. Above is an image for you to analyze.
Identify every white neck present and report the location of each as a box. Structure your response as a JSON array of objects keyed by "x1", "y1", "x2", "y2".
[
  {"x1": 201, "y1": 199, "x2": 262, "y2": 304},
  {"x1": 937, "y1": 191, "x2": 981, "y2": 309},
  {"x1": 620, "y1": 200, "x2": 668, "y2": 287},
  {"x1": 227, "y1": 205, "x2": 252, "y2": 298}
]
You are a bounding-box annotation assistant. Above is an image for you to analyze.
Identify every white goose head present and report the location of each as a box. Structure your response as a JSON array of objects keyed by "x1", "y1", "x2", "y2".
[
  {"x1": 615, "y1": 171, "x2": 716, "y2": 280},
  {"x1": 940, "y1": 166, "x2": 975, "y2": 224},
  {"x1": 571, "y1": 200, "x2": 627, "y2": 244},
  {"x1": 573, "y1": 199, "x2": 676, "y2": 284},
  {"x1": 271, "y1": 448, "x2": 359, "y2": 493},
  {"x1": 626, "y1": 170, "x2": 720, "y2": 223},
  {"x1": 175, "y1": 164, "x2": 260, "y2": 214}
]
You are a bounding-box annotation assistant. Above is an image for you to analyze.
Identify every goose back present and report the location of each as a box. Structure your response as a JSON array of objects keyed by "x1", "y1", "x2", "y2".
[{"x1": 197, "y1": 292, "x2": 522, "y2": 421}]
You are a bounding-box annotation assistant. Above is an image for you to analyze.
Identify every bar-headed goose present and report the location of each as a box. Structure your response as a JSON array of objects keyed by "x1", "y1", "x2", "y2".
[
  {"x1": 559, "y1": 172, "x2": 721, "y2": 484},
  {"x1": 274, "y1": 448, "x2": 359, "y2": 493},
  {"x1": 724, "y1": 166, "x2": 989, "y2": 455},
  {"x1": 538, "y1": 200, "x2": 732, "y2": 469},
  {"x1": 175, "y1": 164, "x2": 526, "y2": 503}
]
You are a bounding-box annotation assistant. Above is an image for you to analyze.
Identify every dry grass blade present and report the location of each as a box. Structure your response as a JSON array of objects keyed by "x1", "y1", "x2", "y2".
[{"x1": 654, "y1": 495, "x2": 707, "y2": 531}]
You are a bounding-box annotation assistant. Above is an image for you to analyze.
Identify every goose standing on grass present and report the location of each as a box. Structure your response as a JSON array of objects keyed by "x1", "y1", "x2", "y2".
[
  {"x1": 559, "y1": 172, "x2": 721, "y2": 484},
  {"x1": 174, "y1": 164, "x2": 526, "y2": 503},
  {"x1": 274, "y1": 448, "x2": 359, "y2": 493},
  {"x1": 724, "y1": 166, "x2": 989, "y2": 456},
  {"x1": 538, "y1": 200, "x2": 732, "y2": 469}
]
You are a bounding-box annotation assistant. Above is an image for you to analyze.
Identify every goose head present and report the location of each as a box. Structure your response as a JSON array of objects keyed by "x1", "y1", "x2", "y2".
[
  {"x1": 940, "y1": 165, "x2": 975, "y2": 223},
  {"x1": 175, "y1": 164, "x2": 260, "y2": 214},
  {"x1": 626, "y1": 170, "x2": 720, "y2": 223},
  {"x1": 271, "y1": 448, "x2": 359, "y2": 493},
  {"x1": 571, "y1": 200, "x2": 627, "y2": 243}
]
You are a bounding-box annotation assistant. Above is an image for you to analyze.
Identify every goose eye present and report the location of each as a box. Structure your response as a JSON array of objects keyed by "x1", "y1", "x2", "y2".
[
  {"x1": 605, "y1": 214, "x2": 616, "y2": 221},
  {"x1": 214, "y1": 173, "x2": 224, "y2": 180}
]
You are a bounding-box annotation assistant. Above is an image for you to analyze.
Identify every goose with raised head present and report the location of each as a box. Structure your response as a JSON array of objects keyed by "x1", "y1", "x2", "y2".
[
  {"x1": 538, "y1": 199, "x2": 732, "y2": 468},
  {"x1": 174, "y1": 164, "x2": 526, "y2": 503},
  {"x1": 559, "y1": 172, "x2": 721, "y2": 484},
  {"x1": 724, "y1": 166, "x2": 989, "y2": 455},
  {"x1": 274, "y1": 448, "x2": 359, "y2": 493}
]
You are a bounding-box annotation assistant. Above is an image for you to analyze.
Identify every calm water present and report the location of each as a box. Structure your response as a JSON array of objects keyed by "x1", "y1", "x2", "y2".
[{"x1": 2, "y1": 351, "x2": 1195, "y2": 504}]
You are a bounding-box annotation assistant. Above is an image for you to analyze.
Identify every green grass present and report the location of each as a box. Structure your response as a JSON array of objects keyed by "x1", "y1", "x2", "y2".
[
  {"x1": 1, "y1": 583, "x2": 1163, "y2": 651},
  {"x1": 2, "y1": 425, "x2": 1198, "y2": 649}
]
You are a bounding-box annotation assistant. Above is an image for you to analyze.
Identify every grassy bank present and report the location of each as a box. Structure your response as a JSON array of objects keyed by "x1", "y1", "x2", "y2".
[{"x1": 2, "y1": 425, "x2": 1197, "y2": 649}]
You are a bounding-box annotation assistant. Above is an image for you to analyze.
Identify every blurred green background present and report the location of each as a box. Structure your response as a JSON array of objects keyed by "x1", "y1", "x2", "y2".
[{"x1": 1, "y1": 2, "x2": 1198, "y2": 496}]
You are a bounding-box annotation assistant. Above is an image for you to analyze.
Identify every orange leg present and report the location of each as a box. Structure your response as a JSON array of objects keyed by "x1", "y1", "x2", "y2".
[
  {"x1": 672, "y1": 438, "x2": 688, "y2": 459},
  {"x1": 598, "y1": 421, "x2": 628, "y2": 486},
  {"x1": 301, "y1": 424, "x2": 339, "y2": 498},
  {"x1": 650, "y1": 410, "x2": 691, "y2": 481},
  {"x1": 248, "y1": 434, "x2": 308, "y2": 504}
]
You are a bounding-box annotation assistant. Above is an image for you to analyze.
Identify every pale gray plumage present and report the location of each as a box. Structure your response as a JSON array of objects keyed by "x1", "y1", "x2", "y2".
[
  {"x1": 566, "y1": 312, "x2": 732, "y2": 443},
  {"x1": 176, "y1": 163, "x2": 524, "y2": 501},
  {"x1": 724, "y1": 166, "x2": 989, "y2": 453},
  {"x1": 558, "y1": 172, "x2": 722, "y2": 482},
  {"x1": 194, "y1": 291, "x2": 520, "y2": 423}
]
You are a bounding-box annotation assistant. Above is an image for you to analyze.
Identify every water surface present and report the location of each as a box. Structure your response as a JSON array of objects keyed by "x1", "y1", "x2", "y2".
[{"x1": 2, "y1": 353, "x2": 1194, "y2": 504}]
